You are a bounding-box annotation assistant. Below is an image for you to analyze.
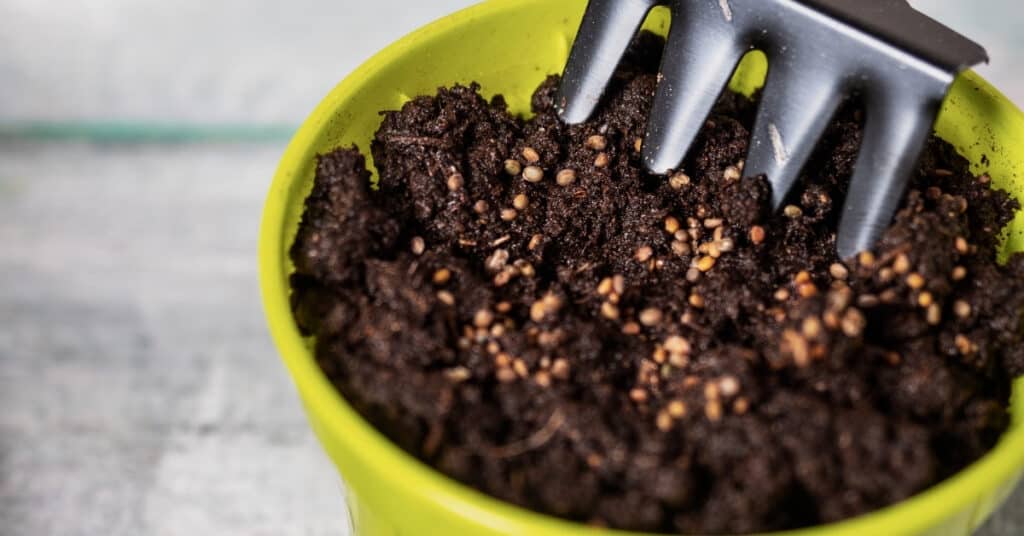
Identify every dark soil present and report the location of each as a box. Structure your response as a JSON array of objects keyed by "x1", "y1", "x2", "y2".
[{"x1": 289, "y1": 33, "x2": 1024, "y2": 534}]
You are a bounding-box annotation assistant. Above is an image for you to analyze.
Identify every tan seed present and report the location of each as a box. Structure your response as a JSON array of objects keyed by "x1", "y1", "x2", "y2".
[
  {"x1": 432, "y1": 268, "x2": 452, "y2": 285},
  {"x1": 783, "y1": 329, "x2": 810, "y2": 367},
  {"x1": 530, "y1": 301, "x2": 547, "y2": 322},
  {"x1": 473, "y1": 199, "x2": 489, "y2": 214},
  {"x1": 797, "y1": 282, "x2": 818, "y2": 298},
  {"x1": 597, "y1": 277, "x2": 613, "y2": 296},
  {"x1": 893, "y1": 254, "x2": 911, "y2": 274},
  {"x1": 955, "y1": 236, "x2": 969, "y2": 255},
  {"x1": 528, "y1": 234, "x2": 543, "y2": 251},
  {"x1": 594, "y1": 152, "x2": 610, "y2": 168},
  {"x1": 503, "y1": 159, "x2": 522, "y2": 176},
  {"x1": 436, "y1": 290, "x2": 455, "y2": 306},
  {"x1": 601, "y1": 302, "x2": 620, "y2": 320},
  {"x1": 556, "y1": 168, "x2": 577, "y2": 186},
  {"x1": 551, "y1": 358, "x2": 571, "y2": 380},
  {"x1": 534, "y1": 371, "x2": 552, "y2": 387},
  {"x1": 512, "y1": 193, "x2": 528, "y2": 210},
  {"x1": 513, "y1": 358, "x2": 529, "y2": 378},
  {"x1": 841, "y1": 308, "x2": 866, "y2": 337},
  {"x1": 733, "y1": 397, "x2": 750, "y2": 415},
  {"x1": 784, "y1": 205, "x2": 803, "y2": 218},
  {"x1": 630, "y1": 388, "x2": 648, "y2": 403},
  {"x1": 794, "y1": 271, "x2": 812, "y2": 284},
  {"x1": 802, "y1": 317, "x2": 823, "y2": 339},
  {"x1": 952, "y1": 266, "x2": 968, "y2": 281},
  {"x1": 635, "y1": 246, "x2": 654, "y2": 263},
  {"x1": 446, "y1": 172, "x2": 464, "y2": 192},
  {"x1": 667, "y1": 400, "x2": 687, "y2": 418},
  {"x1": 906, "y1": 273, "x2": 926, "y2": 290},
  {"x1": 634, "y1": 137, "x2": 643, "y2": 153},
  {"x1": 585, "y1": 134, "x2": 607, "y2": 151},
  {"x1": 689, "y1": 293, "x2": 705, "y2": 309},
  {"x1": 493, "y1": 270, "x2": 513, "y2": 287},
  {"x1": 954, "y1": 300, "x2": 972, "y2": 319},
  {"x1": 672, "y1": 241, "x2": 692, "y2": 256},
  {"x1": 719, "y1": 238, "x2": 735, "y2": 253},
  {"x1": 878, "y1": 267, "x2": 895, "y2": 284},
  {"x1": 496, "y1": 368, "x2": 517, "y2": 383},
  {"x1": 829, "y1": 263, "x2": 849, "y2": 280},
  {"x1": 411, "y1": 236, "x2": 425, "y2": 255},
  {"x1": 639, "y1": 308, "x2": 663, "y2": 326},
  {"x1": 686, "y1": 267, "x2": 701, "y2": 283},
  {"x1": 669, "y1": 172, "x2": 691, "y2": 189},
  {"x1": 612, "y1": 275, "x2": 626, "y2": 295},
  {"x1": 664, "y1": 336, "x2": 691, "y2": 355},
  {"x1": 445, "y1": 367, "x2": 471, "y2": 382},
  {"x1": 858, "y1": 251, "x2": 876, "y2": 268},
  {"x1": 668, "y1": 351, "x2": 689, "y2": 368},
  {"x1": 656, "y1": 410, "x2": 674, "y2": 431},
  {"x1": 918, "y1": 291, "x2": 934, "y2": 308},
  {"x1": 719, "y1": 376, "x2": 740, "y2": 397},
  {"x1": 622, "y1": 321, "x2": 642, "y2": 335},
  {"x1": 926, "y1": 303, "x2": 942, "y2": 325},
  {"x1": 652, "y1": 346, "x2": 668, "y2": 364},
  {"x1": 697, "y1": 256, "x2": 716, "y2": 272},
  {"x1": 523, "y1": 166, "x2": 544, "y2": 183},
  {"x1": 723, "y1": 165, "x2": 741, "y2": 181},
  {"x1": 955, "y1": 334, "x2": 974, "y2": 355},
  {"x1": 500, "y1": 208, "x2": 518, "y2": 221},
  {"x1": 705, "y1": 401, "x2": 723, "y2": 422},
  {"x1": 473, "y1": 309, "x2": 494, "y2": 328},
  {"x1": 749, "y1": 225, "x2": 766, "y2": 245},
  {"x1": 665, "y1": 216, "x2": 681, "y2": 234},
  {"x1": 704, "y1": 218, "x2": 723, "y2": 229},
  {"x1": 521, "y1": 146, "x2": 540, "y2": 163},
  {"x1": 485, "y1": 249, "x2": 509, "y2": 273},
  {"x1": 774, "y1": 288, "x2": 791, "y2": 302}
]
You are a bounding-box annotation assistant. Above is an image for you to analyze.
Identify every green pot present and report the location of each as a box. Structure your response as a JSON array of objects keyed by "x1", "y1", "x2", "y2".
[{"x1": 259, "y1": 1, "x2": 1024, "y2": 534}]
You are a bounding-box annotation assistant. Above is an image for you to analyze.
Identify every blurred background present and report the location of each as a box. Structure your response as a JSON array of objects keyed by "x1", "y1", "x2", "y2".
[{"x1": 0, "y1": 1, "x2": 1021, "y2": 534}]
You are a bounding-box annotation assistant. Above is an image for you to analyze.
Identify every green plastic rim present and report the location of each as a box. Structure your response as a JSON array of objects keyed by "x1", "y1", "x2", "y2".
[{"x1": 260, "y1": 1, "x2": 1024, "y2": 534}]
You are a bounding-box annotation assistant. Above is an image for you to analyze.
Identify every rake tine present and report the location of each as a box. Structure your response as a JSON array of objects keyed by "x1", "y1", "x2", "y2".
[{"x1": 557, "y1": 0, "x2": 659, "y2": 125}]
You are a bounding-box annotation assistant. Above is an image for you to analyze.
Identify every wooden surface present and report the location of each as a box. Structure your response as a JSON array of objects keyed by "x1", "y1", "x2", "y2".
[{"x1": 0, "y1": 1, "x2": 1022, "y2": 534}]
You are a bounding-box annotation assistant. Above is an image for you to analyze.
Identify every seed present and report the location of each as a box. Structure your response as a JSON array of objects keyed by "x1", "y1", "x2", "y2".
[
  {"x1": 954, "y1": 300, "x2": 972, "y2": 318},
  {"x1": 639, "y1": 308, "x2": 663, "y2": 326},
  {"x1": 782, "y1": 329, "x2": 810, "y2": 367},
  {"x1": 906, "y1": 273, "x2": 926, "y2": 289},
  {"x1": 802, "y1": 317, "x2": 823, "y2": 339},
  {"x1": 705, "y1": 401, "x2": 723, "y2": 422},
  {"x1": 432, "y1": 268, "x2": 452, "y2": 285},
  {"x1": 774, "y1": 288, "x2": 791, "y2": 302},
  {"x1": 664, "y1": 336, "x2": 691, "y2": 355},
  {"x1": 955, "y1": 236, "x2": 969, "y2": 255},
  {"x1": 671, "y1": 241, "x2": 691, "y2": 256},
  {"x1": 749, "y1": 225, "x2": 766, "y2": 245},
  {"x1": 797, "y1": 283, "x2": 818, "y2": 298},
  {"x1": 473, "y1": 200, "x2": 489, "y2": 214},
  {"x1": 585, "y1": 134, "x2": 607, "y2": 151},
  {"x1": 858, "y1": 251, "x2": 876, "y2": 268},
  {"x1": 612, "y1": 275, "x2": 626, "y2": 295},
  {"x1": 952, "y1": 266, "x2": 968, "y2": 281},
  {"x1": 665, "y1": 216, "x2": 681, "y2": 234},
  {"x1": 719, "y1": 238, "x2": 735, "y2": 253},
  {"x1": 955, "y1": 334, "x2": 974, "y2": 355},
  {"x1": 878, "y1": 267, "x2": 895, "y2": 283},
  {"x1": 829, "y1": 263, "x2": 849, "y2": 280},
  {"x1": 733, "y1": 398, "x2": 750, "y2": 415},
  {"x1": 784, "y1": 205, "x2": 803, "y2": 218},
  {"x1": 411, "y1": 236, "x2": 425, "y2": 255},
  {"x1": 512, "y1": 193, "x2": 528, "y2": 210},
  {"x1": 723, "y1": 166, "x2": 741, "y2": 181},
  {"x1": 794, "y1": 271, "x2": 812, "y2": 284},
  {"x1": 597, "y1": 277, "x2": 613, "y2": 296},
  {"x1": 528, "y1": 234, "x2": 543, "y2": 251},
  {"x1": 601, "y1": 302, "x2": 620, "y2": 320},
  {"x1": 521, "y1": 146, "x2": 540, "y2": 163},
  {"x1": 918, "y1": 291, "x2": 934, "y2": 308},
  {"x1": 857, "y1": 294, "x2": 880, "y2": 308},
  {"x1": 841, "y1": 308, "x2": 866, "y2": 337},
  {"x1": 534, "y1": 371, "x2": 552, "y2": 387},
  {"x1": 689, "y1": 293, "x2": 705, "y2": 308},
  {"x1": 656, "y1": 410, "x2": 674, "y2": 431},
  {"x1": 446, "y1": 172, "x2": 464, "y2": 192},
  {"x1": 513, "y1": 358, "x2": 529, "y2": 378},
  {"x1": 934, "y1": 168, "x2": 954, "y2": 177},
  {"x1": 686, "y1": 267, "x2": 701, "y2": 283},
  {"x1": 556, "y1": 168, "x2": 577, "y2": 186},
  {"x1": 652, "y1": 346, "x2": 668, "y2": 364},
  {"x1": 622, "y1": 321, "x2": 641, "y2": 335},
  {"x1": 485, "y1": 249, "x2": 509, "y2": 273},
  {"x1": 926, "y1": 304, "x2": 942, "y2": 325},
  {"x1": 697, "y1": 256, "x2": 716, "y2": 272},
  {"x1": 436, "y1": 290, "x2": 455, "y2": 306},
  {"x1": 474, "y1": 309, "x2": 494, "y2": 328},
  {"x1": 669, "y1": 351, "x2": 689, "y2": 368},
  {"x1": 713, "y1": 227, "x2": 724, "y2": 241},
  {"x1": 516, "y1": 260, "x2": 536, "y2": 278},
  {"x1": 594, "y1": 152, "x2": 610, "y2": 168},
  {"x1": 634, "y1": 137, "x2": 643, "y2": 152},
  {"x1": 504, "y1": 159, "x2": 522, "y2": 176},
  {"x1": 630, "y1": 388, "x2": 648, "y2": 403},
  {"x1": 493, "y1": 270, "x2": 513, "y2": 287},
  {"x1": 669, "y1": 172, "x2": 691, "y2": 189},
  {"x1": 885, "y1": 352, "x2": 902, "y2": 366},
  {"x1": 551, "y1": 358, "x2": 571, "y2": 380},
  {"x1": 496, "y1": 368, "x2": 517, "y2": 383},
  {"x1": 529, "y1": 302, "x2": 546, "y2": 322},
  {"x1": 523, "y1": 166, "x2": 544, "y2": 183},
  {"x1": 893, "y1": 254, "x2": 911, "y2": 274},
  {"x1": 704, "y1": 218, "x2": 723, "y2": 229},
  {"x1": 635, "y1": 246, "x2": 654, "y2": 262},
  {"x1": 445, "y1": 367, "x2": 471, "y2": 382},
  {"x1": 719, "y1": 376, "x2": 740, "y2": 398},
  {"x1": 668, "y1": 400, "x2": 687, "y2": 418},
  {"x1": 500, "y1": 208, "x2": 518, "y2": 221}
]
